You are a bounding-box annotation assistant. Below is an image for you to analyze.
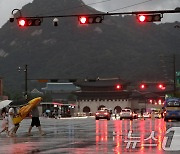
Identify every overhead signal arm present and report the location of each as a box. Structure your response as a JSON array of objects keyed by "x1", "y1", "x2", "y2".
[{"x1": 10, "y1": 8, "x2": 180, "y2": 27}]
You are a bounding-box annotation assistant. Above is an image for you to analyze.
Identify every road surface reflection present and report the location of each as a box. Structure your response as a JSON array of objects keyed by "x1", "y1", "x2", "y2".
[{"x1": 96, "y1": 119, "x2": 166, "y2": 154}]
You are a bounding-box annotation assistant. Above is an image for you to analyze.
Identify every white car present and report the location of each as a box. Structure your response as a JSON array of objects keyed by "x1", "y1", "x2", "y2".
[
  {"x1": 143, "y1": 112, "x2": 151, "y2": 118},
  {"x1": 120, "y1": 109, "x2": 133, "y2": 120}
]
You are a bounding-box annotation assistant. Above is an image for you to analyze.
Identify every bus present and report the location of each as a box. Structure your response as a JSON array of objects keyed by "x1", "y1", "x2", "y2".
[{"x1": 164, "y1": 98, "x2": 180, "y2": 121}]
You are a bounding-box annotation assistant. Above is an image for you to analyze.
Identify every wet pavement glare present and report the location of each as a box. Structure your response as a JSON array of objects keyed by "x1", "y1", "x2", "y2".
[{"x1": 0, "y1": 117, "x2": 180, "y2": 154}]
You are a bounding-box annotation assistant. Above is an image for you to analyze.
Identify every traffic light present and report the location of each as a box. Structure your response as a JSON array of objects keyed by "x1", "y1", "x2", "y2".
[
  {"x1": 17, "y1": 18, "x2": 42, "y2": 27},
  {"x1": 115, "y1": 84, "x2": 122, "y2": 90},
  {"x1": 137, "y1": 14, "x2": 162, "y2": 22},
  {"x1": 78, "y1": 15, "x2": 104, "y2": 24},
  {"x1": 139, "y1": 83, "x2": 147, "y2": 90},
  {"x1": 157, "y1": 83, "x2": 166, "y2": 90}
]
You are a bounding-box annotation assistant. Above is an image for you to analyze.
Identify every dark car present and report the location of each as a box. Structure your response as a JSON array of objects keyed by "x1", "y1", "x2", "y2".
[{"x1": 95, "y1": 110, "x2": 111, "y2": 120}]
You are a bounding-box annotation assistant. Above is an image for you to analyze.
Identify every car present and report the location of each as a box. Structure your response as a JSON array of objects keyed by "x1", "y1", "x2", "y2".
[
  {"x1": 133, "y1": 112, "x2": 138, "y2": 119},
  {"x1": 95, "y1": 110, "x2": 111, "y2": 120},
  {"x1": 143, "y1": 112, "x2": 151, "y2": 118},
  {"x1": 120, "y1": 109, "x2": 133, "y2": 120},
  {"x1": 154, "y1": 112, "x2": 161, "y2": 118}
]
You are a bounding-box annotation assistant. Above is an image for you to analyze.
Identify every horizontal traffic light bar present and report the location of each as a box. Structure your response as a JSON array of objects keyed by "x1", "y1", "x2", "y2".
[{"x1": 11, "y1": 8, "x2": 180, "y2": 26}]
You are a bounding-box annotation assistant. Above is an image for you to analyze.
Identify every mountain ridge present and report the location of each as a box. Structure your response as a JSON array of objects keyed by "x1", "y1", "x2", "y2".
[{"x1": 0, "y1": 0, "x2": 180, "y2": 94}]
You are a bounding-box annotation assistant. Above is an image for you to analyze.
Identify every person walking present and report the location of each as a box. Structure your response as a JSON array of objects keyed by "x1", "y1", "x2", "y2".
[
  {"x1": 28, "y1": 105, "x2": 44, "y2": 136},
  {"x1": 0, "y1": 107, "x2": 8, "y2": 135},
  {"x1": 8, "y1": 108, "x2": 15, "y2": 137},
  {"x1": 13, "y1": 107, "x2": 20, "y2": 135},
  {"x1": 114, "y1": 109, "x2": 117, "y2": 119}
]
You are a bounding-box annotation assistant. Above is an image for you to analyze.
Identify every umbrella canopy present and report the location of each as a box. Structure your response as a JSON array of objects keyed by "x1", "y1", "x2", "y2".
[{"x1": 0, "y1": 100, "x2": 12, "y2": 110}]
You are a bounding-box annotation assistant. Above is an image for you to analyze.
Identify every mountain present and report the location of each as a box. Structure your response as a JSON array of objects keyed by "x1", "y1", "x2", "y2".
[{"x1": 0, "y1": 0, "x2": 180, "y2": 94}]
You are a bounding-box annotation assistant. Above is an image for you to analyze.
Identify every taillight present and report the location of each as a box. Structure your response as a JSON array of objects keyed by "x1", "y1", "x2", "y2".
[{"x1": 96, "y1": 113, "x2": 99, "y2": 115}]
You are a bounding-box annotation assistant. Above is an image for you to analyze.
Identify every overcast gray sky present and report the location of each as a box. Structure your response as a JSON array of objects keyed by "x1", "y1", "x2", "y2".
[{"x1": 0, "y1": 0, "x2": 180, "y2": 28}]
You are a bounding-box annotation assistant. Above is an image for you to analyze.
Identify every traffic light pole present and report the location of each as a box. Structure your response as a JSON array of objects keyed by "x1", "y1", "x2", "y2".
[
  {"x1": 18, "y1": 64, "x2": 28, "y2": 100},
  {"x1": 25, "y1": 64, "x2": 28, "y2": 100},
  {"x1": 173, "y1": 54, "x2": 176, "y2": 96}
]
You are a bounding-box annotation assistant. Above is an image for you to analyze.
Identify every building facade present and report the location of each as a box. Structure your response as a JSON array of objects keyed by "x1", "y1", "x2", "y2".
[
  {"x1": 74, "y1": 78, "x2": 132, "y2": 114},
  {"x1": 74, "y1": 79, "x2": 172, "y2": 114},
  {"x1": 40, "y1": 79, "x2": 173, "y2": 116}
]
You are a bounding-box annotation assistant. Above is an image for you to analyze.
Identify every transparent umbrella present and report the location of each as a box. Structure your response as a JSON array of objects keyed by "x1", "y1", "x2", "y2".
[{"x1": 0, "y1": 100, "x2": 12, "y2": 110}]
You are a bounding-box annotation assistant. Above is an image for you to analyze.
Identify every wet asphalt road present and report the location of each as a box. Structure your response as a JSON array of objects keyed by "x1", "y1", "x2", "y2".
[{"x1": 0, "y1": 117, "x2": 180, "y2": 154}]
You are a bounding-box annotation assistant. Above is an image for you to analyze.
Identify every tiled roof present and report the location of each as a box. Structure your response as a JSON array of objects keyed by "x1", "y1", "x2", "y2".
[
  {"x1": 42, "y1": 83, "x2": 80, "y2": 91},
  {"x1": 75, "y1": 78, "x2": 129, "y2": 87}
]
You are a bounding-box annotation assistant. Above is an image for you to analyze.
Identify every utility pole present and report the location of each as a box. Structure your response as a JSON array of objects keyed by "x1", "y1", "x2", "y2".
[
  {"x1": 24, "y1": 64, "x2": 28, "y2": 100},
  {"x1": 173, "y1": 54, "x2": 176, "y2": 96},
  {"x1": 18, "y1": 64, "x2": 28, "y2": 100}
]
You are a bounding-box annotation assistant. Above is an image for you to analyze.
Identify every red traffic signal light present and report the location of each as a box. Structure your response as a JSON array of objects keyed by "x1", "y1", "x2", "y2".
[
  {"x1": 18, "y1": 18, "x2": 26, "y2": 27},
  {"x1": 78, "y1": 16, "x2": 104, "y2": 24},
  {"x1": 157, "y1": 83, "x2": 166, "y2": 90},
  {"x1": 17, "y1": 18, "x2": 42, "y2": 27},
  {"x1": 137, "y1": 14, "x2": 162, "y2": 22},
  {"x1": 138, "y1": 15, "x2": 146, "y2": 22},
  {"x1": 139, "y1": 83, "x2": 147, "y2": 89},
  {"x1": 115, "y1": 84, "x2": 122, "y2": 90},
  {"x1": 79, "y1": 16, "x2": 87, "y2": 24}
]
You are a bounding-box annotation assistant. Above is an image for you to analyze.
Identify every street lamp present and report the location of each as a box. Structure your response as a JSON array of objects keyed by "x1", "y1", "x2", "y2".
[{"x1": 18, "y1": 64, "x2": 28, "y2": 100}]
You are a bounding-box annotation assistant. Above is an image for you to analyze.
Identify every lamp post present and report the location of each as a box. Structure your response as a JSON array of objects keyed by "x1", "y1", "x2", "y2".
[{"x1": 18, "y1": 64, "x2": 28, "y2": 100}]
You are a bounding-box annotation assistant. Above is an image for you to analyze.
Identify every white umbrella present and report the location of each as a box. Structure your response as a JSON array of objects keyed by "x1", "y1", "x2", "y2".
[{"x1": 0, "y1": 100, "x2": 12, "y2": 110}]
